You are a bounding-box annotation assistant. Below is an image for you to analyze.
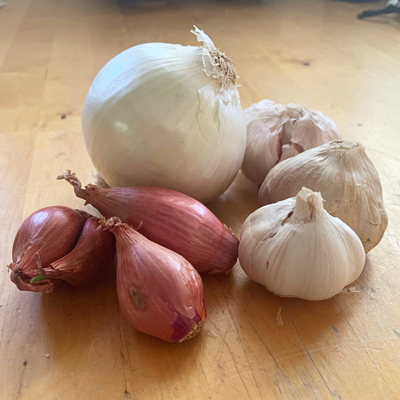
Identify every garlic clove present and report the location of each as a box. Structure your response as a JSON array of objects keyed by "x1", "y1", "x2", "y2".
[
  {"x1": 279, "y1": 143, "x2": 301, "y2": 163},
  {"x1": 259, "y1": 140, "x2": 388, "y2": 253},
  {"x1": 291, "y1": 110, "x2": 341, "y2": 152},
  {"x1": 280, "y1": 119, "x2": 295, "y2": 147},
  {"x1": 280, "y1": 103, "x2": 303, "y2": 147},
  {"x1": 242, "y1": 100, "x2": 291, "y2": 184},
  {"x1": 239, "y1": 188, "x2": 366, "y2": 301},
  {"x1": 239, "y1": 199, "x2": 296, "y2": 288},
  {"x1": 244, "y1": 99, "x2": 283, "y2": 124},
  {"x1": 241, "y1": 119, "x2": 282, "y2": 185}
]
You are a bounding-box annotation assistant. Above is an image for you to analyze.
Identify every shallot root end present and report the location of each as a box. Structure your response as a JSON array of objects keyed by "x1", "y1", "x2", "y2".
[{"x1": 178, "y1": 317, "x2": 206, "y2": 342}]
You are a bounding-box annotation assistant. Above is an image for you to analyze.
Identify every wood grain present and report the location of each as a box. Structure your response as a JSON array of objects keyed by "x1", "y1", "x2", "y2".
[{"x1": 1, "y1": 0, "x2": 400, "y2": 399}]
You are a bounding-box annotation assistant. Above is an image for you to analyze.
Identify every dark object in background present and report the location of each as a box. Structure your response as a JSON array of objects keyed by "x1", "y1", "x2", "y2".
[
  {"x1": 357, "y1": 0, "x2": 400, "y2": 19},
  {"x1": 120, "y1": 0, "x2": 170, "y2": 4},
  {"x1": 333, "y1": 0, "x2": 380, "y2": 3}
]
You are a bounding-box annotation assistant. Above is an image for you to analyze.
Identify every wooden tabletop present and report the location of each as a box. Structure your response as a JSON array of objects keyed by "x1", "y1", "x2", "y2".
[{"x1": 1, "y1": 0, "x2": 400, "y2": 399}]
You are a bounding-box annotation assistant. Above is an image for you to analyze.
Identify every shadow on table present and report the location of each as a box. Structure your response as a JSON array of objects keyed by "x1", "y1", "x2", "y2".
[
  {"x1": 221, "y1": 250, "x2": 371, "y2": 372},
  {"x1": 207, "y1": 171, "x2": 260, "y2": 234},
  {"x1": 214, "y1": 253, "x2": 373, "y2": 364},
  {"x1": 40, "y1": 264, "x2": 204, "y2": 396}
]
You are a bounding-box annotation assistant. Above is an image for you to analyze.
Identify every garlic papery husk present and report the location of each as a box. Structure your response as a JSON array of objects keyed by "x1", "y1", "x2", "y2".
[
  {"x1": 259, "y1": 141, "x2": 388, "y2": 253},
  {"x1": 81, "y1": 26, "x2": 246, "y2": 204},
  {"x1": 242, "y1": 100, "x2": 341, "y2": 184},
  {"x1": 239, "y1": 188, "x2": 366, "y2": 301},
  {"x1": 290, "y1": 109, "x2": 340, "y2": 152}
]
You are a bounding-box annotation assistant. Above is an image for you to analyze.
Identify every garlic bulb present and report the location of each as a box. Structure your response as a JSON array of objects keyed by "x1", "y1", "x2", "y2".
[
  {"x1": 242, "y1": 100, "x2": 341, "y2": 184},
  {"x1": 82, "y1": 27, "x2": 246, "y2": 203},
  {"x1": 259, "y1": 140, "x2": 388, "y2": 253},
  {"x1": 239, "y1": 188, "x2": 366, "y2": 301}
]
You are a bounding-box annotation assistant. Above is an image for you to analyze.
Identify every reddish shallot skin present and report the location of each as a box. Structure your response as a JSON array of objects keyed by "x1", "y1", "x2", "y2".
[
  {"x1": 9, "y1": 206, "x2": 88, "y2": 292},
  {"x1": 58, "y1": 170, "x2": 239, "y2": 274},
  {"x1": 44, "y1": 217, "x2": 116, "y2": 287},
  {"x1": 100, "y1": 217, "x2": 206, "y2": 343}
]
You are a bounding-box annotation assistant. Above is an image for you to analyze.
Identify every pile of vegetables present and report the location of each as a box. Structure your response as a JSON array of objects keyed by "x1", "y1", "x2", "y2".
[
  {"x1": 7, "y1": 27, "x2": 388, "y2": 342},
  {"x1": 8, "y1": 174, "x2": 237, "y2": 342}
]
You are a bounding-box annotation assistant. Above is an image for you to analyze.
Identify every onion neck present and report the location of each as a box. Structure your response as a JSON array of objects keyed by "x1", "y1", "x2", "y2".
[{"x1": 191, "y1": 26, "x2": 237, "y2": 92}]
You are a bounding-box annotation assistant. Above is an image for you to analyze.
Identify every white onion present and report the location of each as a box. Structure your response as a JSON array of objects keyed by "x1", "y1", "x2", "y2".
[{"x1": 82, "y1": 27, "x2": 246, "y2": 203}]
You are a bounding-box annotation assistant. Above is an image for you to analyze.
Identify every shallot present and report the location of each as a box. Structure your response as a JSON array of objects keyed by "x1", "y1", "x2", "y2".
[
  {"x1": 100, "y1": 217, "x2": 206, "y2": 343},
  {"x1": 8, "y1": 207, "x2": 116, "y2": 292},
  {"x1": 9, "y1": 206, "x2": 89, "y2": 292},
  {"x1": 58, "y1": 170, "x2": 239, "y2": 274}
]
